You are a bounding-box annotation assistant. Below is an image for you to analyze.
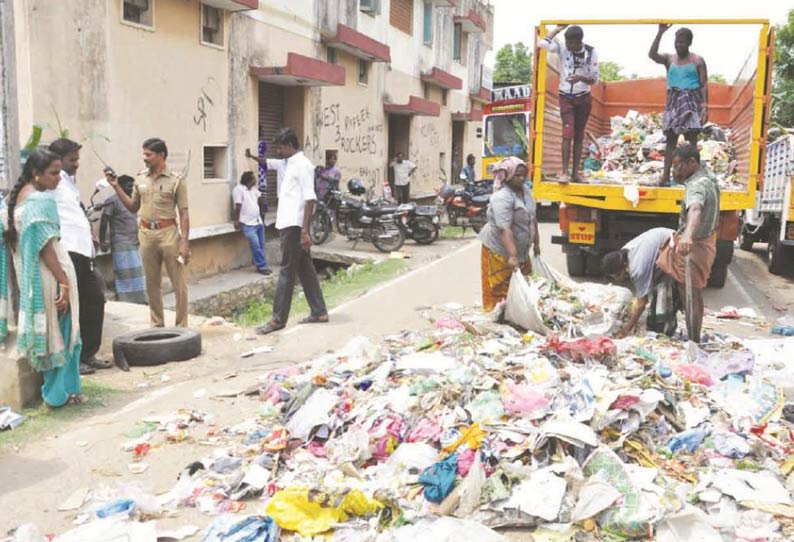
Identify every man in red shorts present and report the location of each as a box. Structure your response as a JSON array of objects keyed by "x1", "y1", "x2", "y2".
[{"x1": 539, "y1": 25, "x2": 599, "y2": 183}]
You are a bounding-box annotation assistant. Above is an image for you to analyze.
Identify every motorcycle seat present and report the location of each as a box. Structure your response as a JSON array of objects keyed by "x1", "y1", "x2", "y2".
[
  {"x1": 471, "y1": 195, "x2": 491, "y2": 206},
  {"x1": 361, "y1": 206, "x2": 397, "y2": 217}
]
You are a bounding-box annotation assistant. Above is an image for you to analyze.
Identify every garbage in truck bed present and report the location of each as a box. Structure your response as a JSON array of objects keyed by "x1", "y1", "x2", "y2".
[
  {"x1": 581, "y1": 110, "x2": 743, "y2": 191},
  {"x1": 19, "y1": 265, "x2": 794, "y2": 542}
]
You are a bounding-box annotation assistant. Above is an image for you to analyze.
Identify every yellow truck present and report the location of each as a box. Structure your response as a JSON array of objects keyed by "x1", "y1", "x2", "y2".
[{"x1": 531, "y1": 19, "x2": 775, "y2": 287}]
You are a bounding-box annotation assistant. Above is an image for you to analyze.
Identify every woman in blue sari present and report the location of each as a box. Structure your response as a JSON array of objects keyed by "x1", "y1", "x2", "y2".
[{"x1": 1, "y1": 150, "x2": 82, "y2": 407}]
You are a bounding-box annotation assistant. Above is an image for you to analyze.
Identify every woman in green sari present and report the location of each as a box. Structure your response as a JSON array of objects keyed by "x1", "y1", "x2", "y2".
[{"x1": 1, "y1": 149, "x2": 82, "y2": 407}]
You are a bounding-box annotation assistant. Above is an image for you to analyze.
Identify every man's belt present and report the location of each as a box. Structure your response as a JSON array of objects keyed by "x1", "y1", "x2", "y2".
[
  {"x1": 140, "y1": 219, "x2": 177, "y2": 230},
  {"x1": 559, "y1": 91, "x2": 590, "y2": 98}
]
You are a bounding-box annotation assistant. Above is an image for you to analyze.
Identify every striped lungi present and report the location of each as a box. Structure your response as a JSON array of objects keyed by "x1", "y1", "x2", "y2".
[
  {"x1": 663, "y1": 88, "x2": 703, "y2": 135},
  {"x1": 112, "y1": 243, "x2": 148, "y2": 304}
]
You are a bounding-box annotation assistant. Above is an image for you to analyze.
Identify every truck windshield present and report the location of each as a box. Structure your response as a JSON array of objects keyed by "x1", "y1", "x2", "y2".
[{"x1": 485, "y1": 113, "x2": 528, "y2": 158}]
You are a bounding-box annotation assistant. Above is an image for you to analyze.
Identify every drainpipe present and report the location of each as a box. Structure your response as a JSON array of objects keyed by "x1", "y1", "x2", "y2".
[{"x1": 0, "y1": 0, "x2": 19, "y2": 191}]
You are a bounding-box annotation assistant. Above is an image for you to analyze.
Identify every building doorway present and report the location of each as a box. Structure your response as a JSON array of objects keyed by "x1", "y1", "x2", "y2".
[
  {"x1": 451, "y1": 120, "x2": 465, "y2": 183},
  {"x1": 387, "y1": 114, "x2": 411, "y2": 196},
  {"x1": 258, "y1": 83, "x2": 285, "y2": 212}
]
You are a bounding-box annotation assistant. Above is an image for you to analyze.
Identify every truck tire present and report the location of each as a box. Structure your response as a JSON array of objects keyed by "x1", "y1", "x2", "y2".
[
  {"x1": 768, "y1": 225, "x2": 794, "y2": 275},
  {"x1": 707, "y1": 263, "x2": 728, "y2": 288},
  {"x1": 566, "y1": 251, "x2": 586, "y2": 277},
  {"x1": 113, "y1": 328, "x2": 202, "y2": 367},
  {"x1": 739, "y1": 224, "x2": 755, "y2": 251}
]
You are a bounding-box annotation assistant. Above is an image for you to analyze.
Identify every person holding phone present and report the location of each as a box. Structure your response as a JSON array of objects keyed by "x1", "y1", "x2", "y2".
[{"x1": 107, "y1": 138, "x2": 190, "y2": 328}]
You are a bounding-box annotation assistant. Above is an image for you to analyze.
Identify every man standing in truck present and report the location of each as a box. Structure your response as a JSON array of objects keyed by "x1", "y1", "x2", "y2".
[
  {"x1": 656, "y1": 144, "x2": 719, "y2": 343},
  {"x1": 649, "y1": 25, "x2": 709, "y2": 186},
  {"x1": 538, "y1": 25, "x2": 599, "y2": 184}
]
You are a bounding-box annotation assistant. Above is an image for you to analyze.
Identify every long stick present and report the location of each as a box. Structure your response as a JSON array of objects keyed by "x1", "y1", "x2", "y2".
[{"x1": 685, "y1": 254, "x2": 694, "y2": 342}]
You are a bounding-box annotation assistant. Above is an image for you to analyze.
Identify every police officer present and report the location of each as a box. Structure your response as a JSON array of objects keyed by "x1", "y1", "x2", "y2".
[{"x1": 107, "y1": 138, "x2": 190, "y2": 327}]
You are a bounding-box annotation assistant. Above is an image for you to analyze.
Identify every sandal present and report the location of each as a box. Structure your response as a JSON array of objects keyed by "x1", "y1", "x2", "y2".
[
  {"x1": 299, "y1": 315, "x2": 329, "y2": 324},
  {"x1": 86, "y1": 357, "x2": 113, "y2": 370},
  {"x1": 256, "y1": 320, "x2": 286, "y2": 335},
  {"x1": 67, "y1": 394, "x2": 87, "y2": 406}
]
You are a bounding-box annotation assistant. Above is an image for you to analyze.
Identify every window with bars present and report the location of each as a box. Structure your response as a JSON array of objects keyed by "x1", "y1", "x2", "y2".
[
  {"x1": 122, "y1": 0, "x2": 153, "y2": 28},
  {"x1": 203, "y1": 146, "x2": 228, "y2": 180},
  {"x1": 201, "y1": 4, "x2": 223, "y2": 46}
]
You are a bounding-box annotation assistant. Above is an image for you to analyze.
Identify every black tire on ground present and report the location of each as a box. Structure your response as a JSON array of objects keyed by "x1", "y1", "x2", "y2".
[
  {"x1": 412, "y1": 218, "x2": 439, "y2": 245},
  {"x1": 310, "y1": 211, "x2": 332, "y2": 245},
  {"x1": 566, "y1": 251, "x2": 586, "y2": 277},
  {"x1": 372, "y1": 222, "x2": 405, "y2": 253},
  {"x1": 707, "y1": 263, "x2": 728, "y2": 288},
  {"x1": 739, "y1": 225, "x2": 755, "y2": 251},
  {"x1": 768, "y1": 224, "x2": 794, "y2": 275},
  {"x1": 113, "y1": 327, "x2": 202, "y2": 367},
  {"x1": 472, "y1": 224, "x2": 483, "y2": 234}
]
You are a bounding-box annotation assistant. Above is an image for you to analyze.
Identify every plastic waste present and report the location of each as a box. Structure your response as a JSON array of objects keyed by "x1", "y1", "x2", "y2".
[
  {"x1": 504, "y1": 271, "x2": 550, "y2": 334},
  {"x1": 501, "y1": 382, "x2": 549, "y2": 419},
  {"x1": 202, "y1": 515, "x2": 279, "y2": 542},
  {"x1": 419, "y1": 453, "x2": 458, "y2": 503},
  {"x1": 95, "y1": 499, "x2": 136, "y2": 519},
  {"x1": 265, "y1": 487, "x2": 383, "y2": 536},
  {"x1": 674, "y1": 364, "x2": 714, "y2": 386},
  {"x1": 667, "y1": 429, "x2": 708, "y2": 454},
  {"x1": 771, "y1": 325, "x2": 794, "y2": 336}
]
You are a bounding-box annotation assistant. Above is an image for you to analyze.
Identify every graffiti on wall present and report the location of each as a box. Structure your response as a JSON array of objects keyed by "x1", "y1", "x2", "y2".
[
  {"x1": 193, "y1": 77, "x2": 219, "y2": 132},
  {"x1": 312, "y1": 103, "x2": 383, "y2": 157}
]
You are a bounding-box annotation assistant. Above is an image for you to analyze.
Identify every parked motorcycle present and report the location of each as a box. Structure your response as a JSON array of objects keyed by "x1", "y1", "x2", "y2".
[
  {"x1": 436, "y1": 170, "x2": 491, "y2": 233},
  {"x1": 310, "y1": 179, "x2": 405, "y2": 253},
  {"x1": 366, "y1": 195, "x2": 441, "y2": 245}
]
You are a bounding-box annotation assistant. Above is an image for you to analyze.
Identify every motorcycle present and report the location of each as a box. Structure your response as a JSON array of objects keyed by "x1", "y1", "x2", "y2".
[
  {"x1": 310, "y1": 179, "x2": 405, "y2": 253},
  {"x1": 366, "y1": 195, "x2": 441, "y2": 245},
  {"x1": 395, "y1": 202, "x2": 441, "y2": 244},
  {"x1": 436, "y1": 170, "x2": 491, "y2": 233}
]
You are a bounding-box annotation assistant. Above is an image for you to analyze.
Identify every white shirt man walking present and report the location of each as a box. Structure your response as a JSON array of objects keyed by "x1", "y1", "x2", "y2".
[{"x1": 257, "y1": 128, "x2": 328, "y2": 334}]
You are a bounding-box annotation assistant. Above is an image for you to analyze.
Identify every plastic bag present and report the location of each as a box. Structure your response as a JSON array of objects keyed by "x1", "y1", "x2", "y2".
[
  {"x1": 265, "y1": 487, "x2": 383, "y2": 536},
  {"x1": 501, "y1": 382, "x2": 549, "y2": 419},
  {"x1": 546, "y1": 336, "x2": 618, "y2": 366},
  {"x1": 203, "y1": 515, "x2": 279, "y2": 542},
  {"x1": 419, "y1": 453, "x2": 459, "y2": 503},
  {"x1": 674, "y1": 364, "x2": 714, "y2": 387},
  {"x1": 504, "y1": 271, "x2": 550, "y2": 334}
]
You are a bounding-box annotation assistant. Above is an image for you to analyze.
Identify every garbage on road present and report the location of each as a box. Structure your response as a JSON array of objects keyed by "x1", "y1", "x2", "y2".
[
  {"x1": 0, "y1": 406, "x2": 24, "y2": 431},
  {"x1": 583, "y1": 110, "x2": 742, "y2": 191},
  {"x1": 15, "y1": 264, "x2": 794, "y2": 542}
]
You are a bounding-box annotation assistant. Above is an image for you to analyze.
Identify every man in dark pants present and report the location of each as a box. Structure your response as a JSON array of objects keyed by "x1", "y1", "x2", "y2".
[
  {"x1": 538, "y1": 25, "x2": 599, "y2": 183},
  {"x1": 256, "y1": 128, "x2": 328, "y2": 335},
  {"x1": 49, "y1": 138, "x2": 110, "y2": 375}
]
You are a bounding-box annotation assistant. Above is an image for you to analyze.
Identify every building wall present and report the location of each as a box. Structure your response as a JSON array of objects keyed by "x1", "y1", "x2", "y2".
[{"x1": 12, "y1": 0, "x2": 493, "y2": 278}]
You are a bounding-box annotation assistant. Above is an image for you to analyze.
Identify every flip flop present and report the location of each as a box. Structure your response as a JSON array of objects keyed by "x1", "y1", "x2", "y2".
[
  {"x1": 86, "y1": 357, "x2": 113, "y2": 370},
  {"x1": 256, "y1": 320, "x2": 285, "y2": 335},
  {"x1": 299, "y1": 315, "x2": 329, "y2": 324}
]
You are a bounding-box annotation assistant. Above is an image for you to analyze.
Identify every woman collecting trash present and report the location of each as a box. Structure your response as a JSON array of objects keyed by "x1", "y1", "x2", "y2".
[
  {"x1": 0, "y1": 150, "x2": 83, "y2": 407},
  {"x1": 479, "y1": 157, "x2": 541, "y2": 312}
]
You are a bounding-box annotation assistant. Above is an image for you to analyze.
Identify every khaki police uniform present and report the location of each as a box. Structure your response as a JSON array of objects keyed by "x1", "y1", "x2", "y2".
[{"x1": 133, "y1": 169, "x2": 189, "y2": 327}]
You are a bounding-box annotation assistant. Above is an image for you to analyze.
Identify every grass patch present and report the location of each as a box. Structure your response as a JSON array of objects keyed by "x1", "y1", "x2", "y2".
[
  {"x1": 441, "y1": 226, "x2": 479, "y2": 240},
  {"x1": 0, "y1": 380, "x2": 124, "y2": 449},
  {"x1": 234, "y1": 259, "x2": 409, "y2": 327}
]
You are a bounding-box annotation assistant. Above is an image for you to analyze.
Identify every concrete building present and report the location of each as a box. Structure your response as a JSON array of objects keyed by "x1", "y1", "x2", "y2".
[{"x1": 10, "y1": 0, "x2": 493, "y2": 279}]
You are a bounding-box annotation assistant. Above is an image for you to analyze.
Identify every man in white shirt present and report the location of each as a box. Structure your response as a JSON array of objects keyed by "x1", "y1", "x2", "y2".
[
  {"x1": 246, "y1": 146, "x2": 286, "y2": 214},
  {"x1": 389, "y1": 152, "x2": 417, "y2": 204},
  {"x1": 257, "y1": 128, "x2": 328, "y2": 335},
  {"x1": 539, "y1": 24, "x2": 599, "y2": 183},
  {"x1": 233, "y1": 171, "x2": 271, "y2": 276},
  {"x1": 48, "y1": 138, "x2": 110, "y2": 375}
]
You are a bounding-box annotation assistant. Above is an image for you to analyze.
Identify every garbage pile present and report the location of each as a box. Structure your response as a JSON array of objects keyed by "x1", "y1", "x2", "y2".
[
  {"x1": 583, "y1": 110, "x2": 742, "y2": 191},
  {"x1": 21, "y1": 274, "x2": 794, "y2": 542}
]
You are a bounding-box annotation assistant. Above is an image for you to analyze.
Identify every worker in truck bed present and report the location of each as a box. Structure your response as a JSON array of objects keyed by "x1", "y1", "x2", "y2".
[
  {"x1": 656, "y1": 143, "x2": 720, "y2": 343},
  {"x1": 649, "y1": 24, "x2": 709, "y2": 186},
  {"x1": 538, "y1": 25, "x2": 599, "y2": 184}
]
